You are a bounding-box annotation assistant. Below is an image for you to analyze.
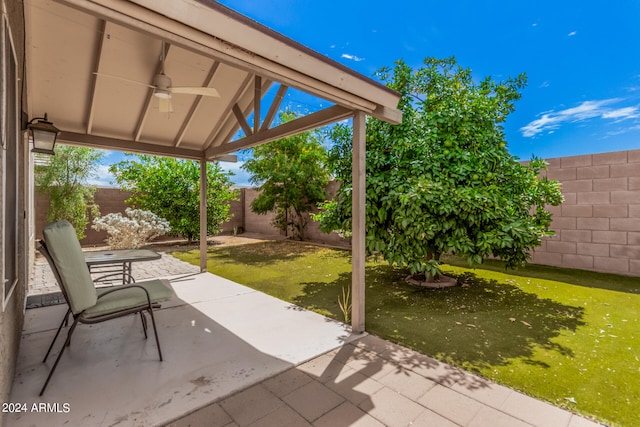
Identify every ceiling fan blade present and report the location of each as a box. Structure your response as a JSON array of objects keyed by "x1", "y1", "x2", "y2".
[
  {"x1": 158, "y1": 97, "x2": 173, "y2": 113},
  {"x1": 93, "y1": 72, "x2": 154, "y2": 88},
  {"x1": 170, "y1": 86, "x2": 220, "y2": 97}
]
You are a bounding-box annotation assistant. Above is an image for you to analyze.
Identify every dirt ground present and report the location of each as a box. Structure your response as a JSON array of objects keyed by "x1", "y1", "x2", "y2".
[
  {"x1": 75, "y1": 231, "x2": 348, "y2": 255},
  {"x1": 143, "y1": 232, "x2": 285, "y2": 252}
]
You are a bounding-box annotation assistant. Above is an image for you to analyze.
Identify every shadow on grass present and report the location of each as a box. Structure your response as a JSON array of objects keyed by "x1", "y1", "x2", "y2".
[
  {"x1": 443, "y1": 255, "x2": 640, "y2": 295},
  {"x1": 296, "y1": 265, "x2": 585, "y2": 372}
]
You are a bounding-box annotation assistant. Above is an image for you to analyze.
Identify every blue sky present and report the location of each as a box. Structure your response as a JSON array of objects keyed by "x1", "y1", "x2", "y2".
[{"x1": 92, "y1": 0, "x2": 640, "y2": 187}]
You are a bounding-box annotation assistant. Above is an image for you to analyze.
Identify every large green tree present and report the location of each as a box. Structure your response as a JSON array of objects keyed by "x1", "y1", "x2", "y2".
[
  {"x1": 35, "y1": 145, "x2": 103, "y2": 239},
  {"x1": 110, "y1": 155, "x2": 238, "y2": 241},
  {"x1": 242, "y1": 111, "x2": 330, "y2": 240},
  {"x1": 317, "y1": 57, "x2": 563, "y2": 280}
]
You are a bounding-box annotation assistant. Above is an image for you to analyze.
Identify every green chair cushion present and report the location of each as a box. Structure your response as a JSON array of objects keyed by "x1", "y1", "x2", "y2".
[
  {"x1": 43, "y1": 221, "x2": 97, "y2": 314},
  {"x1": 83, "y1": 279, "x2": 173, "y2": 319}
]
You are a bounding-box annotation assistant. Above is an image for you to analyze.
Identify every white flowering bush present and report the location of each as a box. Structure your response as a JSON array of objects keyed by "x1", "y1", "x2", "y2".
[{"x1": 92, "y1": 208, "x2": 171, "y2": 249}]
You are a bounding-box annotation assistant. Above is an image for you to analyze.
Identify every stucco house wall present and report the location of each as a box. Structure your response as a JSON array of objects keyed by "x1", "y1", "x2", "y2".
[{"x1": 0, "y1": 2, "x2": 27, "y2": 423}]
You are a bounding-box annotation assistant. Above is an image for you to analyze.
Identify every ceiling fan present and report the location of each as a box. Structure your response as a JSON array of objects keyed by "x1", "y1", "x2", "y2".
[{"x1": 95, "y1": 42, "x2": 220, "y2": 113}]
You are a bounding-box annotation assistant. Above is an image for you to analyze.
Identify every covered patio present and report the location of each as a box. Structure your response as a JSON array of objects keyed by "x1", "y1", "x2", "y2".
[
  {"x1": 25, "y1": 0, "x2": 402, "y2": 333},
  {"x1": 9, "y1": 261, "x2": 599, "y2": 426}
]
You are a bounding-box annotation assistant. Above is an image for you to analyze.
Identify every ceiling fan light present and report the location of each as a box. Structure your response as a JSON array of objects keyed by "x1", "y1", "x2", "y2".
[{"x1": 154, "y1": 89, "x2": 171, "y2": 99}]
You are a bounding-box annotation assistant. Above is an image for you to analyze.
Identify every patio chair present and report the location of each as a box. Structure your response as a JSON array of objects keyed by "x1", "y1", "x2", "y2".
[{"x1": 37, "y1": 220, "x2": 174, "y2": 396}]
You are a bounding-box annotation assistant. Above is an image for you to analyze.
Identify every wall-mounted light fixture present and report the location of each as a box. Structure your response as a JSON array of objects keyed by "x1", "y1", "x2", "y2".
[{"x1": 27, "y1": 113, "x2": 59, "y2": 155}]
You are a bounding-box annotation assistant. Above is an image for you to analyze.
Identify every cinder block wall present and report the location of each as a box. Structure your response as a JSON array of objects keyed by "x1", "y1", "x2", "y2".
[
  {"x1": 35, "y1": 150, "x2": 637, "y2": 274},
  {"x1": 35, "y1": 187, "x2": 132, "y2": 246},
  {"x1": 242, "y1": 182, "x2": 347, "y2": 246},
  {"x1": 531, "y1": 149, "x2": 640, "y2": 276},
  {"x1": 35, "y1": 185, "x2": 344, "y2": 246}
]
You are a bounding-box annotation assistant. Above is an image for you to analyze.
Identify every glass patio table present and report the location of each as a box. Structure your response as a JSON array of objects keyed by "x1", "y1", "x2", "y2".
[{"x1": 83, "y1": 249, "x2": 162, "y2": 285}]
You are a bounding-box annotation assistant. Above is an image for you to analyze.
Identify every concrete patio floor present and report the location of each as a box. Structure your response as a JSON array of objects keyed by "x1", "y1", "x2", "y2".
[
  {"x1": 8, "y1": 272, "x2": 356, "y2": 426},
  {"x1": 9, "y1": 268, "x2": 603, "y2": 426}
]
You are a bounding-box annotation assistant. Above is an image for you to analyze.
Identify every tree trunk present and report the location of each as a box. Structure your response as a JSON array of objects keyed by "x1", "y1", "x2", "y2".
[{"x1": 425, "y1": 252, "x2": 440, "y2": 283}]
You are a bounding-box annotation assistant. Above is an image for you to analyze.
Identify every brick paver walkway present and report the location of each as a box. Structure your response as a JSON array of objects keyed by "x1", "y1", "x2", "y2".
[
  {"x1": 169, "y1": 334, "x2": 602, "y2": 427},
  {"x1": 29, "y1": 252, "x2": 199, "y2": 300}
]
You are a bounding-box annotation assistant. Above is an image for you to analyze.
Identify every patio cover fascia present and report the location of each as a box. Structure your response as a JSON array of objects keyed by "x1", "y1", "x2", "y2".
[{"x1": 28, "y1": 0, "x2": 402, "y2": 332}]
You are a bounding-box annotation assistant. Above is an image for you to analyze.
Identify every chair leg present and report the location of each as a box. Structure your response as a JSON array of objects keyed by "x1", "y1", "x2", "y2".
[
  {"x1": 139, "y1": 312, "x2": 148, "y2": 339},
  {"x1": 40, "y1": 318, "x2": 79, "y2": 396},
  {"x1": 43, "y1": 308, "x2": 71, "y2": 363},
  {"x1": 147, "y1": 308, "x2": 163, "y2": 361}
]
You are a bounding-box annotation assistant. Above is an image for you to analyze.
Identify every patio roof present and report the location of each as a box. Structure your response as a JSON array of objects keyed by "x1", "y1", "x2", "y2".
[
  {"x1": 24, "y1": 0, "x2": 401, "y2": 334},
  {"x1": 25, "y1": 0, "x2": 402, "y2": 161}
]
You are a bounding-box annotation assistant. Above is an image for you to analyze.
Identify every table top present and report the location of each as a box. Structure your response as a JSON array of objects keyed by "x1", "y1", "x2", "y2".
[{"x1": 83, "y1": 249, "x2": 161, "y2": 265}]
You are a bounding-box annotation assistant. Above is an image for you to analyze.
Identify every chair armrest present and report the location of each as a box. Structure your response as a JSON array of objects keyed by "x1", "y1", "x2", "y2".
[
  {"x1": 96, "y1": 284, "x2": 152, "y2": 305},
  {"x1": 93, "y1": 272, "x2": 137, "y2": 284}
]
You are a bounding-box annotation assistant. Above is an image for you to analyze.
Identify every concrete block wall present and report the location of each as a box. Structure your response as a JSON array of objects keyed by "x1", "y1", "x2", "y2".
[
  {"x1": 35, "y1": 185, "x2": 346, "y2": 246},
  {"x1": 35, "y1": 187, "x2": 133, "y2": 246},
  {"x1": 35, "y1": 187, "x2": 244, "y2": 245},
  {"x1": 221, "y1": 196, "x2": 244, "y2": 235},
  {"x1": 34, "y1": 150, "x2": 637, "y2": 274},
  {"x1": 242, "y1": 182, "x2": 347, "y2": 246},
  {"x1": 531, "y1": 149, "x2": 640, "y2": 276}
]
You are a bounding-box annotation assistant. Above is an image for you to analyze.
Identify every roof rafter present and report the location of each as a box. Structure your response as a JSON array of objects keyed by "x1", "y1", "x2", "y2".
[
  {"x1": 174, "y1": 60, "x2": 221, "y2": 147},
  {"x1": 232, "y1": 103, "x2": 252, "y2": 137},
  {"x1": 217, "y1": 78, "x2": 273, "y2": 147},
  {"x1": 203, "y1": 73, "x2": 254, "y2": 149},
  {"x1": 134, "y1": 42, "x2": 171, "y2": 141},
  {"x1": 205, "y1": 105, "x2": 353, "y2": 158},
  {"x1": 261, "y1": 84, "x2": 288, "y2": 132},
  {"x1": 206, "y1": 76, "x2": 273, "y2": 149},
  {"x1": 86, "y1": 19, "x2": 108, "y2": 134},
  {"x1": 253, "y1": 76, "x2": 261, "y2": 133}
]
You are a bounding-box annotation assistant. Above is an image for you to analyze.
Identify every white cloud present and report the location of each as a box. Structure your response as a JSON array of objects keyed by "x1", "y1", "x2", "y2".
[
  {"x1": 602, "y1": 106, "x2": 639, "y2": 120},
  {"x1": 219, "y1": 160, "x2": 253, "y2": 187},
  {"x1": 568, "y1": 31, "x2": 577, "y2": 36},
  {"x1": 539, "y1": 81, "x2": 550, "y2": 88},
  {"x1": 341, "y1": 53, "x2": 365, "y2": 62},
  {"x1": 606, "y1": 125, "x2": 640, "y2": 137},
  {"x1": 87, "y1": 164, "x2": 117, "y2": 187},
  {"x1": 521, "y1": 98, "x2": 640, "y2": 137}
]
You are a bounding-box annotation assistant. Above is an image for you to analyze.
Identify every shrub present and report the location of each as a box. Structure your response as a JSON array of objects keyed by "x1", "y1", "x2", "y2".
[
  {"x1": 35, "y1": 145, "x2": 103, "y2": 239},
  {"x1": 92, "y1": 208, "x2": 171, "y2": 249}
]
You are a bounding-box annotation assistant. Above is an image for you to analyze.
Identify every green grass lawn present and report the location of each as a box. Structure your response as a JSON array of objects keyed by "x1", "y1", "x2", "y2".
[{"x1": 173, "y1": 241, "x2": 640, "y2": 426}]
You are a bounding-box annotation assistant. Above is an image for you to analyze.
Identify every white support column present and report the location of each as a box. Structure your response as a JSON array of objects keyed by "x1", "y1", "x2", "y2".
[
  {"x1": 351, "y1": 111, "x2": 366, "y2": 333},
  {"x1": 199, "y1": 158, "x2": 208, "y2": 272}
]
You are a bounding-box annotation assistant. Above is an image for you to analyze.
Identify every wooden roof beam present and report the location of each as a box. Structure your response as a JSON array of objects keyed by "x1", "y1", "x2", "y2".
[
  {"x1": 203, "y1": 73, "x2": 253, "y2": 149},
  {"x1": 206, "y1": 105, "x2": 352, "y2": 158},
  {"x1": 59, "y1": 131, "x2": 203, "y2": 160},
  {"x1": 207, "y1": 76, "x2": 272, "y2": 149},
  {"x1": 86, "y1": 20, "x2": 108, "y2": 134},
  {"x1": 261, "y1": 84, "x2": 288, "y2": 132},
  {"x1": 134, "y1": 42, "x2": 171, "y2": 141},
  {"x1": 174, "y1": 60, "x2": 221, "y2": 146}
]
